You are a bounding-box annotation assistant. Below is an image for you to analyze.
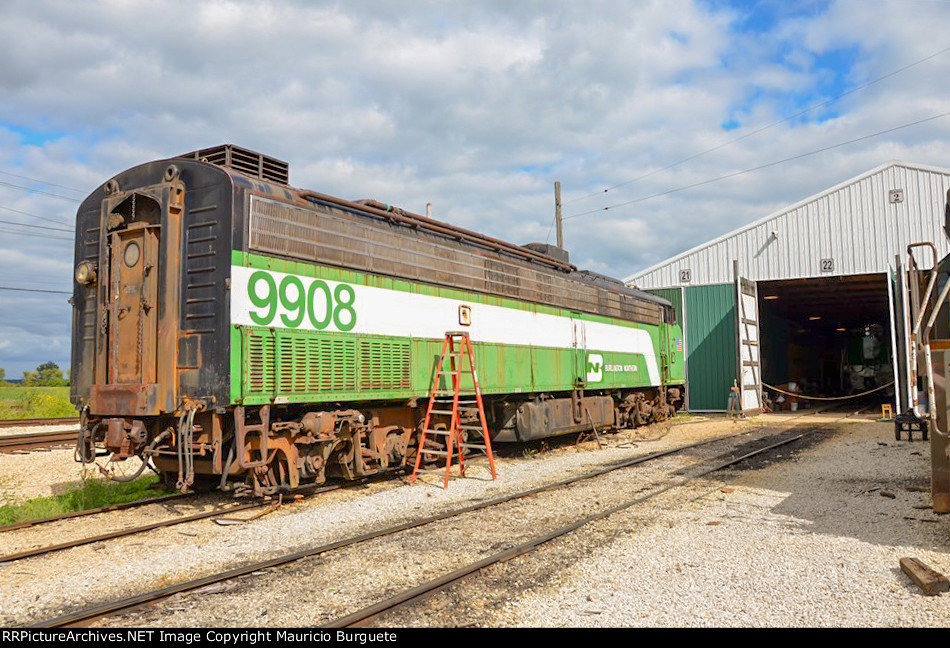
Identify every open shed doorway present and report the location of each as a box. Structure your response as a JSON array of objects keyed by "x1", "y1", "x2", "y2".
[{"x1": 757, "y1": 273, "x2": 894, "y2": 411}]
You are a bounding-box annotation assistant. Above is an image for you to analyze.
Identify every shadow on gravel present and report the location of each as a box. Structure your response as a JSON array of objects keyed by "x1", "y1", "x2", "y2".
[{"x1": 710, "y1": 422, "x2": 946, "y2": 552}]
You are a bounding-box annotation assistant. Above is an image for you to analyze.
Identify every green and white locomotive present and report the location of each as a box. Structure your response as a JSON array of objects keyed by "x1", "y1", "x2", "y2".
[{"x1": 70, "y1": 145, "x2": 685, "y2": 494}]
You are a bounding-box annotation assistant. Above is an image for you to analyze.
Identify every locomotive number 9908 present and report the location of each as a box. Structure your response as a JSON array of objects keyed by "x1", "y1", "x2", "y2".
[{"x1": 247, "y1": 270, "x2": 357, "y2": 331}]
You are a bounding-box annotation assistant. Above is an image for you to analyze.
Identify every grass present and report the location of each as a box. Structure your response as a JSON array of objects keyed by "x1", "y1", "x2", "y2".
[
  {"x1": 0, "y1": 385, "x2": 76, "y2": 419},
  {"x1": 0, "y1": 475, "x2": 171, "y2": 525}
]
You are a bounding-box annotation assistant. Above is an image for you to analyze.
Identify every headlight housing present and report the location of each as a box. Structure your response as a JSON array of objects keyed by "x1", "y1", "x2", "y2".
[{"x1": 75, "y1": 261, "x2": 97, "y2": 285}]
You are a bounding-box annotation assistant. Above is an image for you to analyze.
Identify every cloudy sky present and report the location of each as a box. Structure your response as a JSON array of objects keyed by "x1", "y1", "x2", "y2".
[{"x1": 2, "y1": 0, "x2": 950, "y2": 377}]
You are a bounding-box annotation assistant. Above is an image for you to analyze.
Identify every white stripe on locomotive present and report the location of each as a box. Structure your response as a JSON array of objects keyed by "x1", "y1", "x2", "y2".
[{"x1": 230, "y1": 265, "x2": 662, "y2": 385}]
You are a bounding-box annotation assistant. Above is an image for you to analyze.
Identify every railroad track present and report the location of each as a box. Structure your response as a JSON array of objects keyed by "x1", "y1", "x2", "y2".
[
  {"x1": 0, "y1": 483, "x2": 343, "y2": 564},
  {"x1": 32, "y1": 408, "x2": 853, "y2": 628},
  {"x1": 0, "y1": 493, "x2": 190, "y2": 533},
  {"x1": 0, "y1": 417, "x2": 79, "y2": 428},
  {"x1": 0, "y1": 429, "x2": 79, "y2": 453},
  {"x1": 0, "y1": 501, "x2": 271, "y2": 564},
  {"x1": 330, "y1": 427, "x2": 830, "y2": 628}
]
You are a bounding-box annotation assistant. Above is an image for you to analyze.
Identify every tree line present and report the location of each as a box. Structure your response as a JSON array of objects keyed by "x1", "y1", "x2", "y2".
[{"x1": 0, "y1": 362, "x2": 69, "y2": 386}]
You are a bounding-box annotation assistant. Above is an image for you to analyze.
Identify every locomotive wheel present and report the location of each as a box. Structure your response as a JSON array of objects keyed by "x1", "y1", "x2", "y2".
[
  {"x1": 382, "y1": 430, "x2": 406, "y2": 468},
  {"x1": 258, "y1": 452, "x2": 293, "y2": 495}
]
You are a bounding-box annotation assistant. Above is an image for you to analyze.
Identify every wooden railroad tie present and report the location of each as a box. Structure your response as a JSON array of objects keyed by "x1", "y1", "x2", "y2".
[{"x1": 900, "y1": 557, "x2": 950, "y2": 596}]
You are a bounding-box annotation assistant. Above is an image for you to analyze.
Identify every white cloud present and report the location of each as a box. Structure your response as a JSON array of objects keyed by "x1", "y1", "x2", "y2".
[{"x1": 1, "y1": 0, "x2": 950, "y2": 374}]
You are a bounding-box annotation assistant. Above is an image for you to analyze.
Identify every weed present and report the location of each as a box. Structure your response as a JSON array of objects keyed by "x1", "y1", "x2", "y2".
[
  {"x1": 0, "y1": 386, "x2": 75, "y2": 419},
  {"x1": 0, "y1": 475, "x2": 172, "y2": 525}
]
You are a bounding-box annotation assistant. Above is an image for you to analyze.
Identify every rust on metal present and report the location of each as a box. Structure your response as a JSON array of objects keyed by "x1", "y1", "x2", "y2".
[
  {"x1": 0, "y1": 430, "x2": 80, "y2": 453},
  {"x1": 88, "y1": 177, "x2": 185, "y2": 418},
  {"x1": 250, "y1": 193, "x2": 665, "y2": 327},
  {"x1": 928, "y1": 348, "x2": 950, "y2": 513},
  {"x1": 70, "y1": 150, "x2": 678, "y2": 497},
  {"x1": 0, "y1": 417, "x2": 79, "y2": 428},
  {"x1": 39, "y1": 428, "x2": 801, "y2": 628},
  {"x1": 0, "y1": 493, "x2": 187, "y2": 533}
]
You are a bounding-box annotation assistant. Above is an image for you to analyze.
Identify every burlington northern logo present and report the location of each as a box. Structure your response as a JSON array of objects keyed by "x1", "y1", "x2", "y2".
[{"x1": 586, "y1": 354, "x2": 604, "y2": 382}]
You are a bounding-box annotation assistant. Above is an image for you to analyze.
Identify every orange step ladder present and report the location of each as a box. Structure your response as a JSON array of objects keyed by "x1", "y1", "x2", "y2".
[{"x1": 410, "y1": 331, "x2": 497, "y2": 489}]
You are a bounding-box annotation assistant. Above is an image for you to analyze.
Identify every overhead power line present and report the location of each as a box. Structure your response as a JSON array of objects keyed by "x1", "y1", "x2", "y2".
[
  {"x1": 564, "y1": 109, "x2": 950, "y2": 221},
  {"x1": 0, "y1": 218, "x2": 72, "y2": 233},
  {"x1": 0, "y1": 204, "x2": 72, "y2": 227},
  {"x1": 0, "y1": 169, "x2": 86, "y2": 194},
  {"x1": 0, "y1": 179, "x2": 81, "y2": 203},
  {"x1": 562, "y1": 43, "x2": 950, "y2": 207},
  {"x1": 0, "y1": 285, "x2": 71, "y2": 295},
  {"x1": 0, "y1": 227, "x2": 73, "y2": 241}
]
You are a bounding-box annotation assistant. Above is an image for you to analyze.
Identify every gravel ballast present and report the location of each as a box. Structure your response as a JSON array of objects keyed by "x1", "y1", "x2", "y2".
[
  {"x1": 2, "y1": 412, "x2": 947, "y2": 627},
  {"x1": 393, "y1": 418, "x2": 950, "y2": 627}
]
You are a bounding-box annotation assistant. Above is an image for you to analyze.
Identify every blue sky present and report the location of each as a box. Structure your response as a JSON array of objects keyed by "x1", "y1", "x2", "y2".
[{"x1": 1, "y1": 0, "x2": 950, "y2": 377}]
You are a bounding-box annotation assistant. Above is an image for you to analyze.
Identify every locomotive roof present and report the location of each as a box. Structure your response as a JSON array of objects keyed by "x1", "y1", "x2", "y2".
[
  {"x1": 573, "y1": 270, "x2": 671, "y2": 307},
  {"x1": 172, "y1": 145, "x2": 673, "y2": 313}
]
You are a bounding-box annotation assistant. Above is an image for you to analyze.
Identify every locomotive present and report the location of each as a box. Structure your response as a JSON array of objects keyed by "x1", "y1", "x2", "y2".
[{"x1": 69, "y1": 144, "x2": 685, "y2": 494}]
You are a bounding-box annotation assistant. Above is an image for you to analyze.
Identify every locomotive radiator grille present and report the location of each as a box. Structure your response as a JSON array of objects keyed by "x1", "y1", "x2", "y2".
[
  {"x1": 358, "y1": 340, "x2": 411, "y2": 391},
  {"x1": 242, "y1": 329, "x2": 411, "y2": 400},
  {"x1": 246, "y1": 331, "x2": 276, "y2": 394},
  {"x1": 315, "y1": 337, "x2": 357, "y2": 392}
]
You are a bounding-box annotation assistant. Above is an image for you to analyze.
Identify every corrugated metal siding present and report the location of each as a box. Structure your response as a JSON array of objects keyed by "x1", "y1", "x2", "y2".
[
  {"x1": 684, "y1": 284, "x2": 736, "y2": 411},
  {"x1": 628, "y1": 162, "x2": 950, "y2": 289},
  {"x1": 646, "y1": 287, "x2": 683, "y2": 324}
]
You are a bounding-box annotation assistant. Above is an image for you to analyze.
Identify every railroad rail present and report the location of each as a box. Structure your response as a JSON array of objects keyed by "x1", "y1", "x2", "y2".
[
  {"x1": 0, "y1": 417, "x2": 79, "y2": 428},
  {"x1": 0, "y1": 493, "x2": 189, "y2": 533},
  {"x1": 0, "y1": 429, "x2": 80, "y2": 453},
  {"x1": 0, "y1": 484, "x2": 341, "y2": 562},
  {"x1": 33, "y1": 409, "x2": 850, "y2": 628},
  {"x1": 0, "y1": 501, "x2": 269, "y2": 564},
  {"x1": 329, "y1": 428, "x2": 825, "y2": 628}
]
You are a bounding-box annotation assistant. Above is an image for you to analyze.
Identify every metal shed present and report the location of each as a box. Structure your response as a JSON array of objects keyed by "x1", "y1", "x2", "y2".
[{"x1": 625, "y1": 161, "x2": 950, "y2": 413}]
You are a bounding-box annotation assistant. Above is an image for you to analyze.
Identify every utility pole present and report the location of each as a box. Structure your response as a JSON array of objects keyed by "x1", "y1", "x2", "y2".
[{"x1": 554, "y1": 181, "x2": 563, "y2": 249}]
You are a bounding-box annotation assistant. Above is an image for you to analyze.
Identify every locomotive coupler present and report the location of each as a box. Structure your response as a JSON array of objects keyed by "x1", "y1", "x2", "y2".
[{"x1": 103, "y1": 417, "x2": 148, "y2": 460}]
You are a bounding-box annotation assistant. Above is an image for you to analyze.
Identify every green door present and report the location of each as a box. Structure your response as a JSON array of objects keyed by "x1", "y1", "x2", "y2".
[{"x1": 684, "y1": 284, "x2": 737, "y2": 411}]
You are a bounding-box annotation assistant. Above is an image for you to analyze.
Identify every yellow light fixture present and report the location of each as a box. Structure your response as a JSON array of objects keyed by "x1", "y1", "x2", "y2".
[
  {"x1": 836, "y1": 327, "x2": 846, "y2": 332},
  {"x1": 75, "y1": 261, "x2": 97, "y2": 285},
  {"x1": 763, "y1": 295, "x2": 779, "y2": 300},
  {"x1": 809, "y1": 316, "x2": 821, "y2": 321}
]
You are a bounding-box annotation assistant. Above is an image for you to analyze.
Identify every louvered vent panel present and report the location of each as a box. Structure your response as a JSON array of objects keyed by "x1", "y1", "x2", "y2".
[
  {"x1": 292, "y1": 337, "x2": 309, "y2": 393},
  {"x1": 277, "y1": 336, "x2": 309, "y2": 393},
  {"x1": 485, "y1": 258, "x2": 520, "y2": 297},
  {"x1": 247, "y1": 332, "x2": 275, "y2": 394},
  {"x1": 358, "y1": 340, "x2": 411, "y2": 390},
  {"x1": 328, "y1": 338, "x2": 358, "y2": 391},
  {"x1": 306, "y1": 337, "x2": 323, "y2": 393},
  {"x1": 246, "y1": 331, "x2": 411, "y2": 398},
  {"x1": 247, "y1": 195, "x2": 663, "y2": 326},
  {"x1": 178, "y1": 144, "x2": 289, "y2": 185}
]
